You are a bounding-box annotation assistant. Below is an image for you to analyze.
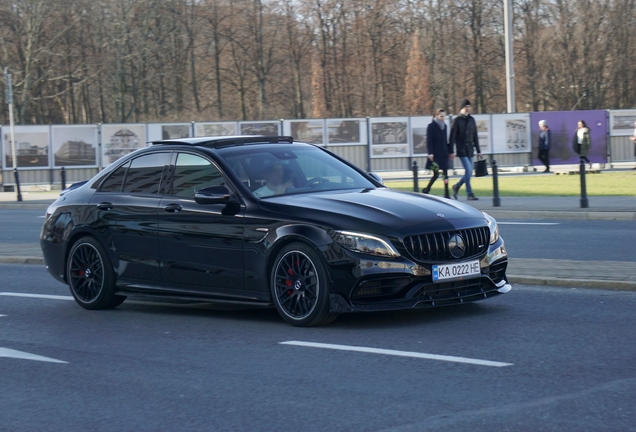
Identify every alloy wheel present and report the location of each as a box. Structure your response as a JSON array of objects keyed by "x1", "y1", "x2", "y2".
[
  {"x1": 69, "y1": 243, "x2": 105, "y2": 303},
  {"x1": 273, "y1": 250, "x2": 319, "y2": 320}
]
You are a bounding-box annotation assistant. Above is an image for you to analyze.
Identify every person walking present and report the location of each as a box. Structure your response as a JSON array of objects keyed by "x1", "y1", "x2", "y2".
[
  {"x1": 449, "y1": 98, "x2": 481, "y2": 200},
  {"x1": 573, "y1": 120, "x2": 591, "y2": 168},
  {"x1": 422, "y1": 108, "x2": 452, "y2": 198},
  {"x1": 537, "y1": 120, "x2": 551, "y2": 172}
]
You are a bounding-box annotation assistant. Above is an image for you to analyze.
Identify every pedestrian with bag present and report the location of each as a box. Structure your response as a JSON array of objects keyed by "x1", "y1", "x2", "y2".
[
  {"x1": 572, "y1": 120, "x2": 591, "y2": 168},
  {"x1": 422, "y1": 108, "x2": 453, "y2": 198},
  {"x1": 449, "y1": 98, "x2": 481, "y2": 200},
  {"x1": 538, "y1": 120, "x2": 551, "y2": 172}
]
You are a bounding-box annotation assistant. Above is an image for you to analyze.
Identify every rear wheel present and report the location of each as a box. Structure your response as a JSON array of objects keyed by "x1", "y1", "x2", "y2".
[
  {"x1": 271, "y1": 242, "x2": 337, "y2": 326},
  {"x1": 67, "y1": 236, "x2": 125, "y2": 310}
]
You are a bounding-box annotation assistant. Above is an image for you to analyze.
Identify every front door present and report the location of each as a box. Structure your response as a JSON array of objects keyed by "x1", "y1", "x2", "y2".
[{"x1": 157, "y1": 152, "x2": 246, "y2": 294}]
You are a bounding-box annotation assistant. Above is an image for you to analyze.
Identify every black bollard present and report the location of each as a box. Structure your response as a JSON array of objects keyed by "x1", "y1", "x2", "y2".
[
  {"x1": 13, "y1": 168, "x2": 23, "y2": 202},
  {"x1": 412, "y1": 161, "x2": 419, "y2": 192},
  {"x1": 579, "y1": 159, "x2": 589, "y2": 208},
  {"x1": 491, "y1": 159, "x2": 501, "y2": 207},
  {"x1": 61, "y1": 166, "x2": 67, "y2": 190}
]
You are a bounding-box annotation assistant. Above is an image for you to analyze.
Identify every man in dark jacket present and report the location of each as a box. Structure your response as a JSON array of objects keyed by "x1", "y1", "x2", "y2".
[
  {"x1": 449, "y1": 98, "x2": 482, "y2": 200},
  {"x1": 538, "y1": 120, "x2": 551, "y2": 172}
]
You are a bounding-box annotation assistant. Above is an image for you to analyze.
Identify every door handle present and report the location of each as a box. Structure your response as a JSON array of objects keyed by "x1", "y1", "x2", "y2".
[
  {"x1": 97, "y1": 202, "x2": 113, "y2": 210},
  {"x1": 164, "y1": 203, "x2": 183, "y2": 213}
]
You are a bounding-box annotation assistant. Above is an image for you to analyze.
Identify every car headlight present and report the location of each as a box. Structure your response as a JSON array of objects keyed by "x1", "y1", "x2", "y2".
[
  {"x1": 483, "y1": 212, "x2": 500, "y2": 245},
  {"x1": 333, "y1": 231, "x2": 400, "y2": 257}
]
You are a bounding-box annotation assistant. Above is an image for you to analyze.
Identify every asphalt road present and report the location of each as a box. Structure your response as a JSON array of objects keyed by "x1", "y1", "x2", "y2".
[
  {"x1": 0, "y1": 209, "x2": 45, "y2": 243},
  {"x1": 2, "y1": 209, "x2": 634, "y2": 262},
  {"x1": 496, "y1": 219, "x2": 636, "y2": 262},
  {"x1": 1, "y1": 263, "x2": 635, "y2": 431}
]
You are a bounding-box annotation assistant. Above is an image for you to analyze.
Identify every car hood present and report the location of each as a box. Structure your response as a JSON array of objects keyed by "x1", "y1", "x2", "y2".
[{"x1": 259, "y1": 188, "x2": 487, "y2": 236}]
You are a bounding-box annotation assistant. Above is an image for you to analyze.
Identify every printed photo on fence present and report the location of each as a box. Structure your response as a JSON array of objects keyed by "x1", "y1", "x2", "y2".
[
  {"x1": 473, "y1": 114, "x2": 492, "y2": 154},
  {"x1": 101, "y1": 124, "x2": 146, "y2": 166},
  {"x1": 239, "y1": 121, "x2": 280, "y2": 136},
  {"x1": 370, "y1": 118, "x2": 409, "y2": 157},
  {"x1": 492, "y1": 114, "x2": 529, "y2": 154},
  {"x1": 2, "y1": 125, "x2": 50, "y2": 169},
  {"x1": 326, "y1": 119, "x2": 363, "y2": 145},
  {"x1": 195, "y1": 122, "x2": 237, "y2": 137},
  {"x1": 147, "y1": 123, "x2": 191, "y2": 142},
  {"x1": 285, "y1": 120, "x2": 325, "y2": 145},
  {"x1": 410, "y1": 116, "x2": 428, "y2": 156},
  {"x1": 609, "y1": 110, "x2": 636, "y2": 136},
  {"x1": 52, "y1": 125, "x2": 98, "y2": 167}
]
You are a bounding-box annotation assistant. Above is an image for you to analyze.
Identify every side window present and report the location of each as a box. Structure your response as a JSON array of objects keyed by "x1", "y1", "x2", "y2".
[
  {"x1": 99, "y1": 161, "x2": 130, "y2": 192},
  {"x1": 170, "y1": 153, "x2": 225, "y2": 198},
  {"x1": 122, "y1": 153, "x2": 172, "y2": 195}
]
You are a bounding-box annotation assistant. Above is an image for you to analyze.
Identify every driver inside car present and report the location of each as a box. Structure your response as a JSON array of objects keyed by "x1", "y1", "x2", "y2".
[{"x1": 253, "y1": 162, "x2": 294, "y2": 197}]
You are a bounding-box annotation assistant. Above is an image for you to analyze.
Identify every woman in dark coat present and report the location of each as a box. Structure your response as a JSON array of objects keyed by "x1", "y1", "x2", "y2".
[{"x1": 422, "y1": 108, "x2": 452, "y2": 198}]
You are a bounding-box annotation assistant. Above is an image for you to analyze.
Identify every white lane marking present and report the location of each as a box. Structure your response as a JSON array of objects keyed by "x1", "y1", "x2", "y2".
[
  {"x1": 0, "y1": 347, "x2": 68, "y2": 364},
  {"x1": 0, "y1": 292, "x2": 74, "y2": 301},
  {"x1": 0, "y1": 314, "x2": 6, "y2": 317},
  {"x1": 498, "y1": 222, "x2": 559, "y2": 225},
  {"x1": 279, "y1": 341, "x2": 513, "y2": 367}
]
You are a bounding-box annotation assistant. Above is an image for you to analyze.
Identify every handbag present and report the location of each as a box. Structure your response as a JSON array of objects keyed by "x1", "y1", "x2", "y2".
[{"x1": 474, "y1": 158, "x2": 488, "y2": 177}]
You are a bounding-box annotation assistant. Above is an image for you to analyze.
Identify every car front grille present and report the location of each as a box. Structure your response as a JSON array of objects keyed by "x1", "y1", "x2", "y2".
[{"x1": 403, "y1": 226, "x2": 489, "y2": 262}]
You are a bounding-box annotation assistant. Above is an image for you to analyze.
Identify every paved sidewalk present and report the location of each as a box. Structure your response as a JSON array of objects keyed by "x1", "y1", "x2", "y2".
[{"x1": 0, "y1": 190, "x2": 634, "y2": 291}]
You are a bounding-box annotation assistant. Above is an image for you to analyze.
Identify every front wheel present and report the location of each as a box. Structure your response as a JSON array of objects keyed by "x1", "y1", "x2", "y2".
[
  {"x1": 270, "y1": 242, "x2": 337, "y2": 326},
  {"x1": 67, "y1": 236, "x2": 126, "y2": 310}
]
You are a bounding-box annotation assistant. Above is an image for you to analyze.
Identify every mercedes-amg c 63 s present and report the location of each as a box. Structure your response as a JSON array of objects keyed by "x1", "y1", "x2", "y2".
[{"x1": 41, "y1": 135, "x2": 510, "y2": 326}]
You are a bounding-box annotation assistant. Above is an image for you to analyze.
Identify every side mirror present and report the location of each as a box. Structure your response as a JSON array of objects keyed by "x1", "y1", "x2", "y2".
[
  {"x1": 194, "y1": 185, "x2": 234, "y2": 205},
  {"x1": 367, "y1": 172, "x2": 384, "y2": 185}
]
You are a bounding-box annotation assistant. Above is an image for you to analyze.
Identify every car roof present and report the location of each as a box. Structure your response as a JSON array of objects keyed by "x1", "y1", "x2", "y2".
[{"x1": 151, "y1": 135, "x2": 295, "y2": 149}]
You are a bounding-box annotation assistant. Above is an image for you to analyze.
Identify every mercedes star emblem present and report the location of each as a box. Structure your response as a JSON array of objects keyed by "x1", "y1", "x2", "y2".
[{"x1": 448, "y1": 234, "x2": 466, "y2": 259}]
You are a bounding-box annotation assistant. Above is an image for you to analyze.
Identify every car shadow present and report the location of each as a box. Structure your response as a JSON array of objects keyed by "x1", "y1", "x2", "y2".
[{"x1": 104, "y1": 297, "x2": 509, "y2": 329}]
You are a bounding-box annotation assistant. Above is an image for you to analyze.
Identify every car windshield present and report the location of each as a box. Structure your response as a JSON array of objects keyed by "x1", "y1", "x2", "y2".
[{"x1": 219, "y1": 144, "x2": 376, "y2": 198}]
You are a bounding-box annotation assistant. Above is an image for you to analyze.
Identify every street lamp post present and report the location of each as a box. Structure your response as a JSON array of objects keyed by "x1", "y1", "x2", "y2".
[
  {"x1": 504, "y1": 0, "x2": 516, "y2": 113},
  {"x1": 4, "y1": 67, "x2": 22, "y2": 201}
]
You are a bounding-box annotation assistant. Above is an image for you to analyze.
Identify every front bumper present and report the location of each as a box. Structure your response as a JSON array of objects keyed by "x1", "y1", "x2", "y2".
[
  {"x1": 329, "y1": 269, "x2": 510, "y2": 313},
  {"x1": 325, "y1": 236, "x2": 510, "y2": 313}
]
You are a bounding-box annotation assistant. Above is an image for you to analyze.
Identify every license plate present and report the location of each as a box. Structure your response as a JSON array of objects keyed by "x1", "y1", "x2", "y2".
[{"x1": 432, "y1": 260, "x2": 481, "y2": 282}]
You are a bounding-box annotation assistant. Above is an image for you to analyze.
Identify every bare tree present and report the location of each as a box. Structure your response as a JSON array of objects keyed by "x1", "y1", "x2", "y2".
[{"x1": 404, "y1": 31, "x2": 432, "y2": 115}]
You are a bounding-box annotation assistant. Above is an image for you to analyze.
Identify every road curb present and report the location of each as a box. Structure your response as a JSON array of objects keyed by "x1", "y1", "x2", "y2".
[
  {"x1": 483, "y1": 210, "x2": 636, "y2": 221},
  {"x1": 0, "y1": 256, "x2": 45, "y2": 265},
  {"x1": 0, "y1": 203, "x2": 51, "y2": 210},
  {"x1": 507, "y1": 275, "x2": 636, "y2": 291}
]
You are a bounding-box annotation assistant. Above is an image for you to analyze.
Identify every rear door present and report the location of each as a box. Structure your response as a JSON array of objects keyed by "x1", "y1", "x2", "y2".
[{"x1": 90, "y1": 152, "x2": 172, "y2": 282}]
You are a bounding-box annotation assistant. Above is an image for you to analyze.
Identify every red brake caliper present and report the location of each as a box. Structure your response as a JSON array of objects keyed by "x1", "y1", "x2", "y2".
[{"x1": 285, "y1": 266, "x2": 294, "y2": 295}]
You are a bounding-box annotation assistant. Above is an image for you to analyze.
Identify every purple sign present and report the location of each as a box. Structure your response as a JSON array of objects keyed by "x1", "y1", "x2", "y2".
[{"x1": 530, "y1": 110, "x2": 607, "y2": 166}]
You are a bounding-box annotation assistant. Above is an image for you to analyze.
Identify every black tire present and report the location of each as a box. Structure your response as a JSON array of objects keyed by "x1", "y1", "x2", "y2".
[
  {"x1": 66, "y1": 236, "x2": 126, "y2": 310},
  {"x1": 270, "y1": 242, "x2": 337, "y2": 327}
]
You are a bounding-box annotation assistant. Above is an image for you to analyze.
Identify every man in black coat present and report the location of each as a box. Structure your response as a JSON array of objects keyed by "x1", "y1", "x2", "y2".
[{"x1": 449, "y1": 98, "x2": 482, "y2": 200}]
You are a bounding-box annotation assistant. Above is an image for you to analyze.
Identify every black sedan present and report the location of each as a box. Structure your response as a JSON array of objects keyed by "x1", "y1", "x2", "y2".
[{"x1": 41, "y1": 135, "x2": 510, "y2": 326}]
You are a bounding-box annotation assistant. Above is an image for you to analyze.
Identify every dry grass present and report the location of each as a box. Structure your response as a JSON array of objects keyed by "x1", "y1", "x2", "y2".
[{"x1": 385, "y1": 170, "x2": 636, "y2": 196}]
